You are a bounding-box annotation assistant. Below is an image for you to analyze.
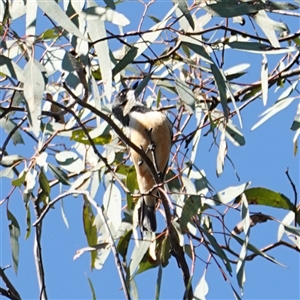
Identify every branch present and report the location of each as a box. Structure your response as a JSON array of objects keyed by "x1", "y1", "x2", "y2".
[{"x1": 0, "y1": 267, "x2": 21, "y2": 300}]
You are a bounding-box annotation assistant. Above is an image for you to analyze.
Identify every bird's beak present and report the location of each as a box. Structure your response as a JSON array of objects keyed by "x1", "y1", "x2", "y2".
[{"x1": 123, "y1": 89, "x2": 136, "y2": 116}]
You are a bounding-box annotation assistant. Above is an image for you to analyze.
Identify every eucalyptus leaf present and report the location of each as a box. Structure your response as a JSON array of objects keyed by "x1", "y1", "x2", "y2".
[{"x1": 36, "y1": 0, "x2": 88, "y2": 41}]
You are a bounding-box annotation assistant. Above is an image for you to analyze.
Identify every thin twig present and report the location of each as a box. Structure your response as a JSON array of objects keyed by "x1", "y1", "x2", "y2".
[{"x1": 285, "y1": 168, "x2": 298, "y2": 226}]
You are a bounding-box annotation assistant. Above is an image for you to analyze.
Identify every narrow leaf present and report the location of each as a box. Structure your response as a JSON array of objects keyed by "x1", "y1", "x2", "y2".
[
  {"x1": 87, "y1": 277, "x2": 97, "y2": 300},
  {"x1": 175, "y1": 78, "x2": 196, "y2": 111},
  {"x1": 251, "y1": 97, "x2": 296, "y2": 131},
  {"x1": 48, "y1": 163, "x2": 71, "y2": 185},
  {"x1": 172, "y1": 0, "x2": 194, "y2": 30},
  {"x1": 7, "y1": 209, "x2": 20, "y2": 274},
  {"x1": 83, "y1": 202, "x2": 98, "y2": 269},
  {"x1": 87, "y1": 15, "x2": 112, "y2": 101}
]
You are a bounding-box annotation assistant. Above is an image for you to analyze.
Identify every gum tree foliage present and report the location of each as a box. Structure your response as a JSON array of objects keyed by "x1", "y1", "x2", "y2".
[{"x1": 0, "y1": 0, "x2": 299, "y2": 299}]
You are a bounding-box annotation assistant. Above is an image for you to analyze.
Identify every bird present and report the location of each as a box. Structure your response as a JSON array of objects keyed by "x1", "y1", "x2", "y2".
[{"x1": 112, "y1": 87, "x2": 172, "y2": 232}]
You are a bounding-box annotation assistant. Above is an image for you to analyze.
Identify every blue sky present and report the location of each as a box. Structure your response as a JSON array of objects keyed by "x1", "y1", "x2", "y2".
[{"x1": 0, "y1": 1, "x2": 299, "y2": 299}]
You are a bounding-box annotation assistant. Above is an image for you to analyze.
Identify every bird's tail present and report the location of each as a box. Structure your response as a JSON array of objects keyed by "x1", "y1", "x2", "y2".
[{"x1": 140, "y1": 199, "x2": 157, "y2": 232}]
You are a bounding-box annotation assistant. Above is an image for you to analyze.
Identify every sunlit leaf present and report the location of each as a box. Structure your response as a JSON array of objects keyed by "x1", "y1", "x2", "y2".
[
  {"x1": 55, "y1": 151, "x2": 84, "y2": 173},
  {"x1": 80, "y1": 6, "x2": 130, "y2": 26},
  {"x1": 261, "y1": 54, "x2": 268, "y2": 106},
  {"x1": 36, "y1": 0, "x2": 88, "y2": 41},
  {"x1": 23, "y1": 59, "x2": 46, "y2": 137},
  {"x1": 251, "y1": 97, "x2": 296, "y2": 131},
  {"x1": 129, "y1": 233, "x2": 152, "y2": 277},
  {"x1": 252, "y1": 10, "x2": 288, "y2": 48},
  {"x1": 194, "y1": 272, "x2": 209, "y2": 300},
  {"x1": 216, "y1": 130, "x2": 227, "y2": 176},
  {"x1": 103, "y1": 182, "x2": 122, "y2": 231}
]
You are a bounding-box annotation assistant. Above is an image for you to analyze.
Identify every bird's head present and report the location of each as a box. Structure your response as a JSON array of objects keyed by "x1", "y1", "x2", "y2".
[{"x1": 112, "y1": 88, "x2": 137, "y2": 126}]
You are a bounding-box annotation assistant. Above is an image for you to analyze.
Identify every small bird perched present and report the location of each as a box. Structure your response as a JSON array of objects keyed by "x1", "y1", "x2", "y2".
[{"x1": 112, "y1": 87, "x2": 172, "y2": 232}]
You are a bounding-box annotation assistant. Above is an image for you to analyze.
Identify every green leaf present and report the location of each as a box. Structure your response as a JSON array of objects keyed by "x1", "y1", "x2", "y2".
[
  {"x1": 224, "y1": 121, "x2": 245, "y2": 146},
  {"x1": 39, "y1": 169, "x2": 50, "y2": 196},
  {"x1": 236, "y1": 195, "x2": 250, "y2": 295},
  {"x1": 48, "y1": 163, "x2": 71, "y2": 185},
  {"x1": 180, "y1": 195, "x2": 202, "y2": 232},
  {"x1": 36, "y1": 0, "x2": 88, "y2": 41},
  {"x1": 83, "y1": 202, "x2": 98, "y2": 270},
  {"x1": 71, "y1": 128, "x2": 112, "y2": 145},
  {"x1": 211, "y1": 64, "x2": 230, "y2": 120},
  {"x1": 202, "y1": 1, "x2": 264, "y2": 18},
  {"x1": 155, "y1": 266, "x2": 163, "y2": 300},
  {"x1": 12, "y1": 171, "x2": 27, "y2": 187},
  {"x1": 126, "y1": 166, "x2": 138, "y2": 209},
  {"x1": 291, "y1": 103, "x2": 300, "y2": 131},
  {"x1": 25, "y1": 202, "x2": 31, "y2": 239},
  {"x1": 0, "y1": 54, "x2": 26, "y2": 82},
  {"x1": 112, "y1": 47, "x2": 138, "y2": 77},
  {"x1": 202, "y1": 227, "x2": 232, "y2": 275},
  {"x1": 239, "y1": 187, "x2": 294, "y2": 210},
  {"x1": 7, "y1": 209, "x2": 20, "y2": 274},
  {"x1": 117, "y1": 229, "x2": 132, "y2": 259},
  {"x1": 172, "y1": 0, "x2": 194, "y2": 30},
  {"x1": 0, "y1": 118, "x2": 24, "y2": 145},
  {"x1": 87, "y1": 277, "x2": 97, "y2": 300},
  {"x1": 37, "y1": 28, "x2": 60, "y2": 40},
  {"x1": 180, "y1": 39, "x2": 213, "y2": 64},
  {"x1": 232, "y1": 234, "x2": 285, "y2": 266},
  {"x1": 175, "y1": 78, "x2": 196, "y2": 111},
  {"x1": 103, "y1": 0, "x2": 116, "y2": 10}
]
